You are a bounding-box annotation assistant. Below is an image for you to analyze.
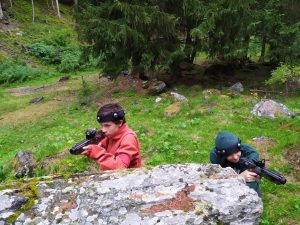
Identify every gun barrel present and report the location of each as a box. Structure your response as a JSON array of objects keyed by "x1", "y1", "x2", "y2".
[
  {"x1": 69, "y1": 139, "x2": 90, "y2": 155},
  {"x1": 261, "y1": 168, "x2": 287, "y2": 185}
]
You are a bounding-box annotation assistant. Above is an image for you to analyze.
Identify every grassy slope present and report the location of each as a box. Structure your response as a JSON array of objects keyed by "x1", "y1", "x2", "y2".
[
  {"x1": 0, "y1": 75, "x2": 299, "y2": 224},
  {"x1": 0, "y1": 0, "x2": 97, "y2": 84}
]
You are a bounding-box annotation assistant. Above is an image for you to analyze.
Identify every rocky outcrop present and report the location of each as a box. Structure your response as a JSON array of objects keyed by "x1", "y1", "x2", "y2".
[
  {"x1": 0, "y1": 164, "x2": 262, "y2": 225},
  {"x1": 251, "y1": 99, "x2": 294, "y2": 118}
]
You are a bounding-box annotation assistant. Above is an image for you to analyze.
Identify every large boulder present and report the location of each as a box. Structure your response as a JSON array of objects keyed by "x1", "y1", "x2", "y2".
[
  {"x1": 251, "y1": 100, "x2": 294, "y2": 119},
  {"x1": 0, "y1": 164, "x2": 262, "y2": 225}
]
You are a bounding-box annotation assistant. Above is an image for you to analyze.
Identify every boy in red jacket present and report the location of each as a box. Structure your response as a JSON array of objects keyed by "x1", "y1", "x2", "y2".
[{"x1": 82, "y1": 103, "x2": 141, "y2": 170}]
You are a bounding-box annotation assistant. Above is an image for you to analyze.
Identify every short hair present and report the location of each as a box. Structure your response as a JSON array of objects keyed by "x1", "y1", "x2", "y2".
[{"x1": 97, "y1": 103, "x2": 126, "y2": 124}]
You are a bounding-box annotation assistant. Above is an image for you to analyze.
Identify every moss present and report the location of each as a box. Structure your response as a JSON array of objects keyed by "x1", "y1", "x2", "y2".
[
  {"x1": 62, "y1": 173, "x2": 72, "y2": 180},
  {"x1": 5, "y1": 181, "x2": 40, "y2": 223},
  {"x1": 56, "y1": 218, "x2": 63, "y2": 223}
]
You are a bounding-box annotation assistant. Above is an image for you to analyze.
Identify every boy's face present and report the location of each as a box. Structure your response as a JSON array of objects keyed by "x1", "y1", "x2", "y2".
[
  {"x1": 100, "y1": 121, "x2": 122, "y2": 138},
  {"x1": 226, "y1": 151, "x2": 242, "y2": 163}
]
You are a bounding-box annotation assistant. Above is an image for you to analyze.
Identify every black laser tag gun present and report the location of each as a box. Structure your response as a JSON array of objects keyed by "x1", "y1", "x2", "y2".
[
  {"x1": 239, "y1": 157, "x2": 286, "y2": 185},
  {"x1": 69, "y1": 128, "x2": 104, "y2": 155}
]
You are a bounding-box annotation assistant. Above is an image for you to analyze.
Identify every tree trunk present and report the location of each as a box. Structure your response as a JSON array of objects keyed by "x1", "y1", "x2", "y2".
[
  {"x1": 243, "y1": 35, "x2": 250, "y2": 61},
  {"x1": 51, "y1": 0, "x2": 55, "y2": 10},
  {"x1": 74, "y1": 0, "x2": 78, "y2": 6},
  {"x1": 31, "y1": 0, "x2": 35, "y2": 23},
  {"x1": 9, "y1": 0, "x2": 13, "y2": 8},
  {"x1": 55, "y1": 0, "x2": 61, "y2": 18},
  {"x1": 46, "y1": 0, "x2": 50, "y2": 9},
  {"x1": 0, "y1": 1, "x2": 4, "y2": 20},
  {"x1": 184, "y1": 28, "x2": 195, "y2": 63},
  {"x1": 131, "y1": 54, "x2": 142, "y2": 78},
  {"x1": 259, "y1": 35, "x2": 266, "y2": 63}
]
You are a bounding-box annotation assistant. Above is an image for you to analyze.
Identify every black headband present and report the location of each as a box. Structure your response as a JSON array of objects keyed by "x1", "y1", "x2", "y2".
[
  {"x1": 97, "y1": 110, "x2": 125, "y2": 123},
  {"x1": 215, "y1": 139, "x2": 241, "y2": 157}
]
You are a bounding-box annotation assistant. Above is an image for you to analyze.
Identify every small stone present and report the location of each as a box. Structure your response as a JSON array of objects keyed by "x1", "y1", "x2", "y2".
[
  {"x1": 29, "y1": 96, "x2": 44, "y2": 104},
  {"x1": 229, "y1": 82, "x2": 244, "y2": 92},
  {"x1": 155, "y1": 97, "x2": 162, "y2": 103},
  {"x1": 170, "y1": 92, "x2": 188, "y2": 102},
  {"x1": 149, "y1": 81, "x2": 167, "y2": 95},
  {"x1": 142, "y1": 81, "x2": 149, "y2": 89}
]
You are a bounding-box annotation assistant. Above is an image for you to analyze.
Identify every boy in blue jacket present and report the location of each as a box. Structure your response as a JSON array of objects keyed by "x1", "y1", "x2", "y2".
[{"x1": 210, "y1": 131, "x2": 262, "y2": 197}]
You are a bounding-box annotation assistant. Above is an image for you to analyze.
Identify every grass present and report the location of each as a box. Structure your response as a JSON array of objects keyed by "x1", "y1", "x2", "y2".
[{"x1": 0, "y1": 74, "x2": 299, "y2": 224}]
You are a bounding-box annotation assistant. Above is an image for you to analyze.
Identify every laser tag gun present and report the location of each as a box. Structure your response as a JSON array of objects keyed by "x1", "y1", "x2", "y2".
[
  {"x1": 239, "y1": 157, "x2": 287, "y2": 185},
  {"x1": 69, "y1": 128, "x2": 104, "y2": 155}
]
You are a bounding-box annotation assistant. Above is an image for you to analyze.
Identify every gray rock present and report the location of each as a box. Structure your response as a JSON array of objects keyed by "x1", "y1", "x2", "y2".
[
  {"x1": 14, "y1": 151, "x2": 35, "y2": 178},
  {"x1": 29, "y1": 96, "x2": 44, "y2": 104},
  {"x1": 229, "y1": 82, "x2": 244, "y2": 92},
  {"x1": 58, "y1": 76, "x2": 70, "y2": 82},
  {"x1": 170, "y1": 92, "x2": 188, "y2": 102},
  {"x1": 251, "y1": 100, "x2": 294, "y2": 119},
  {"x1": 0, "y1": 191, "x2": 29, "y2": 219},
  {"x1": 155, "y1": 97, "x2": 162, "y2": 103},
  {"x1": 150, "y1": 81, "x2": 167, "y2": 95},
  {"x1": 0, "y1": 164, "x2": 263, "y2": 224},
  {"x1": 252, "y1": 136, "x2": 269, "y2": 141},
  {"x1": 142, "y1": 81, "x2": 149, "y2": 89}
]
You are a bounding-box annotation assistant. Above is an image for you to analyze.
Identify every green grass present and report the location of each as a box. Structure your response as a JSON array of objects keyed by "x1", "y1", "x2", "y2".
[{"x1": 0, "y1": 77, "x2": 299, "y2": 224}]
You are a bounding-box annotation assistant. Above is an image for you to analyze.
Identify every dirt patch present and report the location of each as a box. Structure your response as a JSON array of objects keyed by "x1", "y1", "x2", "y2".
[
  {"x1": 0, "y1": 22, "x2": 19, "y2": 32},
  {"x1": 7, "y1": 83, "x2": 68, "y2": 96},
  {"x1": 6, "y1": 74, "x2": 100, "y2": 96},
  {"x1": 284, "y1": 144, "x2": 300, "y2": 182},
  {"x1": 0, "y1": 97, "x2": 73, "y2": 126},
  {"x1": 141, "y1": 184, "x2": 198, "y2": 214},
  {"x1": 249, "y1": 137, "x2": 277, "y2": 161}
]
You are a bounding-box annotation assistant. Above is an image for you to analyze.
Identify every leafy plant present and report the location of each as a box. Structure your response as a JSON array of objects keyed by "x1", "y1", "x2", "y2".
[
  {"x1": 0, "y1": 59, "x2": 53, "y2": 84},
  {"x1": 266, "y1": 64, "x2": 300, "y2": 94},
  {"x1": 0, "y1": 165, "x2": 6, "y2": 181}
]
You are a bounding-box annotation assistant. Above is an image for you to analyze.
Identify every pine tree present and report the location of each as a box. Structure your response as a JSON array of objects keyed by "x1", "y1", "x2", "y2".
[{"x1": 77, "y1": 0, "x2": 178, "y2": 76}]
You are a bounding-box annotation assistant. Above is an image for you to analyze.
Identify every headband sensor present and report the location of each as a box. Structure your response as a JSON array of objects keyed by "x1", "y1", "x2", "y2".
[
  {"x1": 215, "y1": 139, "x2": 241, "y2": 157},
  {"x1": 97, "y1": 110, "x2": 125, "y2": 123}
]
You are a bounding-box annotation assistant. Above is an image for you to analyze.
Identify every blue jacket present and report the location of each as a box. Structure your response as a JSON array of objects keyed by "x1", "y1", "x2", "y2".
[{"x1": 210, "y1": 143, "x2": 261, "y2": 197}]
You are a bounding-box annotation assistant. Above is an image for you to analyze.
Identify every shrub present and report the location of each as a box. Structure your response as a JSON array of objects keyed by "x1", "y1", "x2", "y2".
[
  {"x1": 0, "y1": 59, "x2": 53, "y2": 84},
  {"x1": 29, "y1": 42, "x2": 61, "y2": 64},
  {"x1": 58, "y1": 50, "x2": 81, "y2": 72},
  {"x1": 266, "y1": 64, "x2": 300, "y2": 95}
]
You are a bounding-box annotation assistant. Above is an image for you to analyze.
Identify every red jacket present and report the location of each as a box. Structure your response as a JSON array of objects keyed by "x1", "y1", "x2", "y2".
[{"x1": 85, "y1": 124, "x2": 141, "y2": 170}]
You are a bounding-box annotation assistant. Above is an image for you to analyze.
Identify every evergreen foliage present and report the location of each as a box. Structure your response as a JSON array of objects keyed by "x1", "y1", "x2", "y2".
[{"x1": 76, "y1": 0, "x2": 300, "y2": 76}]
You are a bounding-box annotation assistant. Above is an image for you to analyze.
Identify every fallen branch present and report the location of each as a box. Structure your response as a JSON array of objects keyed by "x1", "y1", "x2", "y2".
[{"x1": 250, "y1": 89, "x2": 282, "y2": 94}]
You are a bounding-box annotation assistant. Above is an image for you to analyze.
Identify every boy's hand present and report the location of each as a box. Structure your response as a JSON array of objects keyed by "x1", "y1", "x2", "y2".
[{"x1": 239, "y1": 170, "x2": 261, "y2": 182}]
